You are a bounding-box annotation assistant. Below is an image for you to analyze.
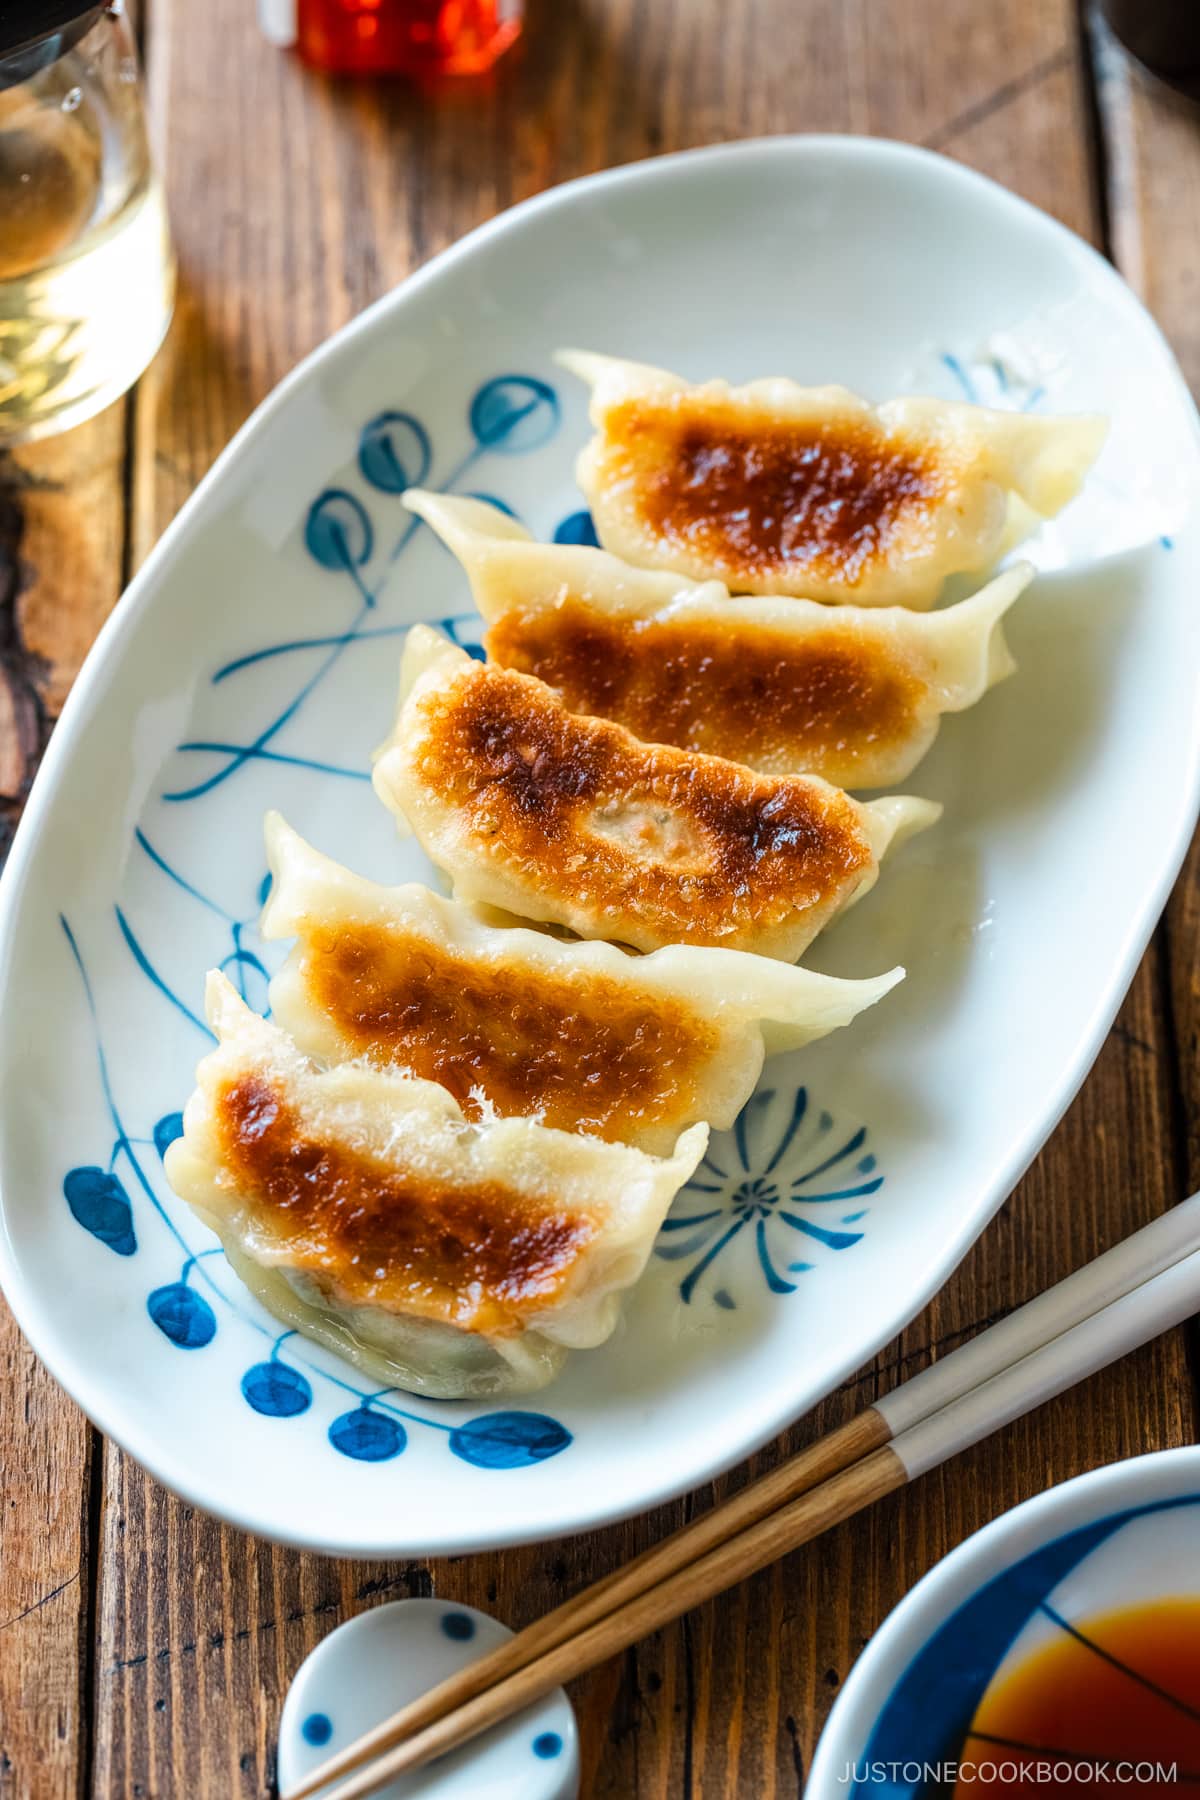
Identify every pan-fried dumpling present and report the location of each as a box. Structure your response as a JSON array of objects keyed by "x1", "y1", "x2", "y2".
[
  {"x1": 165, "y1": 973, "x2": 707, "y2": 1398},
  {"x1": 557, "y1": 350, "x2": 1105, "y2": 609},
  {"x1": 372, "y1": 625, "x2": 941, "y2": 960},
  {"x1": 407, "y1": 489, "x2": 1031, "y2": 789},
  {"x1": 261, "y1": 813, "x2": 903, "y2": 1155}
]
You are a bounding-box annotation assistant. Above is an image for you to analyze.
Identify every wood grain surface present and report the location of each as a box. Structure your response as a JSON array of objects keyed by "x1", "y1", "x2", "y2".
[{"x1": 2, "y1": 3, "x2": 1198, "y2": 1795}]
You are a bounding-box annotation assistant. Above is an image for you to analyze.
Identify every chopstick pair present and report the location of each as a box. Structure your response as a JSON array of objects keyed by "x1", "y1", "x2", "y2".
[{"x1": 285, "y1": 1189, "x2": 1200, "y2": 1800}]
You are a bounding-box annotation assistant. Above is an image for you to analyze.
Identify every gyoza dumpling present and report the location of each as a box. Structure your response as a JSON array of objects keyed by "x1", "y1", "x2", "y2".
[
  {"x1": 407, "y1": 490, "x2": 1031, "y2": 789},
  {"x1": 165, "y1": 973, "x2": 707, "y2": 1398},
  {"x1": 261, "y1": 813, "x2": 902, "y2": 1155},
  {"x1": 557, "y1": 350, "x2": 1105, "y2": 609},
  {"x1": 372, "y1": 625, "x2": 940, "y2": 960}
]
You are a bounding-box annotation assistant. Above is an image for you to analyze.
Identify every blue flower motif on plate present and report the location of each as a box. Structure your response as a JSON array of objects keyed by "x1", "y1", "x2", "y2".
[{"x1": 657, "y1": 1085, "x2": 881, "y2": 1307}]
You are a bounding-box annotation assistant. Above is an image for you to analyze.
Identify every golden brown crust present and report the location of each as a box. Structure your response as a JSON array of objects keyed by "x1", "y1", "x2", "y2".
[
  {"x1": 215, "y1": 1075, "x2": 596, "y2": 1336},
  {"x1": 609, "y1": 396, "x2": 945, "y2": 587},
  {"x1": 485, "y1": 598, "x2": 923, "y2": 778},
  {"x1": 410, "y1": 660, "x2": 874, "y2": 948},
  {"x1": 301, "y1": 920, "x2": 719, "y2": 1140}
]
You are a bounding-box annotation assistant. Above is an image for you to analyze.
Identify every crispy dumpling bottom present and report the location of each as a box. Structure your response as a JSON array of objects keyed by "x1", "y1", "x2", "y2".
[
  {"x1": 165, "y1": 975, "x2": 707, "y2": 1398},
  {"x1": 373, "y1": 625, "x2": 941, "y2": 960},
  {"x1": 405, "y1": 489, "x2": 1031, "y2": 788},
  {"x1": 557, "y1": 349, "x2": 1104, "y2": 607},
  {"x1": 261, "y1": 812, "x2": 903, "y2": 1155}
]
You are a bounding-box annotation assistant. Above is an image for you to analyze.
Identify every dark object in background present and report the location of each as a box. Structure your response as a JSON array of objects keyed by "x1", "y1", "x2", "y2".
[
  {"x1": 0, "y1": 1, "x2": 103, "y2": 87},
  {"x1": 1099, "y1": 0, "x2": 1200, "y2": 98}
]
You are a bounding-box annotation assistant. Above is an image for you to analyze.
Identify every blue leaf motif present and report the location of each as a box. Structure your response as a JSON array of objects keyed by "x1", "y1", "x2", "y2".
[
  {"x1": 553, "y1": 509, "x2": 599, "y2": 547},
  {"x1": 241, "y1": 1362, "x2": 312, "y2": 1418},
  {"x1": 147, "y1": 1283, "x2": 217, "y2": 1349},
  {"x1": 449, "y1": 1411, "x2": 572, "y2": 1470},
  {"x1": 357, "y1": 411, "x2": 432, "y2": 494},
  {"x1": 328, "y1": 1408, "x2": 406, "y2": 1462},
  {"x1": 153, "y1": 1113, "x2": 184, "y2": 1160},
  {"x1": 64, "y1": 1167, "x2": 136, "y2": 1257},
  {"x1": 468, "y1": 375, "x2": 560, "y2": 454},
  {"x1": 305, "y1": 490, "x2": 374, "y2": 572}
]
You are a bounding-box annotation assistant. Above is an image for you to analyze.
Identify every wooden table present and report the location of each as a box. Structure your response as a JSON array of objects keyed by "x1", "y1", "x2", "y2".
[{"x1": 2, "y1": 3, "x2": 1199, "y2": 1794}]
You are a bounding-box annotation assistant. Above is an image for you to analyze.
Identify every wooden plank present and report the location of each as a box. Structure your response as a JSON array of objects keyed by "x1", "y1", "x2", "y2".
[
  {"x1": 0, "y1": 405, "x2": 128, "y2": 1800},
  {"x1": 0, "y1": 1306, "x2": 94, "y2": 1800},
  {"x1": 0, "y1": 409, "x2": 128, "y2": 852},
  {"x1": 85, "y1": 2, "x2": 1197, "y2": 1796},
  {"x1": 1088, "y1": 21, "x2": 1200, "y2": 1200},
  {"x1": 0, "y1": 334, "x2": 128, "y2": 1791}
]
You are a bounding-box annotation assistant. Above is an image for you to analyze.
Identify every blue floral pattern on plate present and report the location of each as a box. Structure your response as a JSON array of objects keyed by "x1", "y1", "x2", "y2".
[
  {"x1": 656, "y1": 1085, "x2": 880, "y2": 1306},
  {"x1": 58, "y1": 374, "x2": 582, "y2": 1472},
  {"x1": 162, "y1": 375, "x2": 558, "y2": 805},
  {"x1": 61, "y1": 905, "x2": 572, "y2": 1469}
]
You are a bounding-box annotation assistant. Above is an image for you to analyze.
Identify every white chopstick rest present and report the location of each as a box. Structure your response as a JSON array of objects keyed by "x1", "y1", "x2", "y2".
[
  {"x1": 278, "y1": 1601, "x2": 578, "y2": 1800},
  {"x1": 877, "y1": 1190, "x2": 1200, "y2": 1438}
]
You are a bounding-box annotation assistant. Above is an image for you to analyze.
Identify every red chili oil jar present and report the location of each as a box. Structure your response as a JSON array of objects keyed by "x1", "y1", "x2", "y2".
[{"x1": 270, "y1": 0, "x2": 523, "y2": 77}]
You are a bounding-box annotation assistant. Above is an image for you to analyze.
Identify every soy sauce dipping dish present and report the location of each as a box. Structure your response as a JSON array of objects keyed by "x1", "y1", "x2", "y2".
[
  {"x1": 807, "y1": 1447, "x2": 1200, "y2": 1796},
  {"x1": 1, "y1": 137, "x2": 1198, "y2": 1556}
]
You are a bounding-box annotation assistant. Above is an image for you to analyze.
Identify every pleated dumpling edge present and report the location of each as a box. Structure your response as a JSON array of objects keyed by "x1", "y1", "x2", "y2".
[{"x1": 404, "y1": 487, "x2": 1031, "y2": 789}]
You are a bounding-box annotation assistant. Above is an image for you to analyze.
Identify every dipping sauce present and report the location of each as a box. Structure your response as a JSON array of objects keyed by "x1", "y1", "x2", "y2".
[{"x1": 954, "y1": 1597, "x2": 1200, "y2": 1798}]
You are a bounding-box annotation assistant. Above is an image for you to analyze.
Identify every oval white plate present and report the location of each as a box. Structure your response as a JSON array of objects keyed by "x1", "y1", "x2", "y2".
[
  {"x1": 1, "y1": 137, "x2": 1198, "y2": 1557},
  {"x1": 808, "y1": 1447, "x2": 1200, "y2": 1794}
]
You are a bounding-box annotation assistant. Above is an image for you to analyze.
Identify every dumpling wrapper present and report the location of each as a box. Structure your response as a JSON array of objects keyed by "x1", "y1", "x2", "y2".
[
  {"x1": 372, "y1": 625, "x2": 941, "y2": 960},
  {"x1": 165, "y1": 973, "x2": 708, "y2": 1399},
  {"x1": 557, "y1": 350, "x2": 1105, "y2": 609},
  {"x1": 262, "y1": 813, "x2": 903, "y2": 1156},
  {"x1": 406, "y1": 489, "x2": 1030, "y2": 789}
]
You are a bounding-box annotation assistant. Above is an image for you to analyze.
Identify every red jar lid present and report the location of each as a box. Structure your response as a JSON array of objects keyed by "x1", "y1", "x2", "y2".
[{"x1": 292, "y1": 0, "x2": 522, "y2": 77}]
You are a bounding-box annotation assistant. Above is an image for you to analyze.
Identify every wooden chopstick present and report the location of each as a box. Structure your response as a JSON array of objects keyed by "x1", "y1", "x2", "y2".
[{"x1": 284, "y1": 1193, "x2": 1200, "y2": 1800}]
